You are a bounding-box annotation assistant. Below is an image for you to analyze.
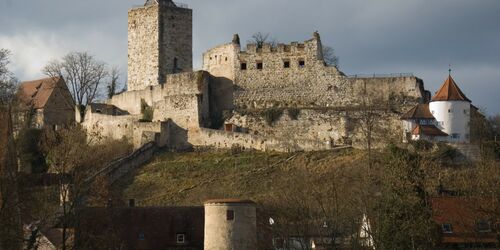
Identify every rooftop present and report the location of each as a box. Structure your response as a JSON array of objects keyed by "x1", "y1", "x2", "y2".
[
  {"x1": 400, "y1": 104, "x2": 435, "y2": 120},
  {"x1": 431, "y1": 75, "x2": 471, "y2": 102}
]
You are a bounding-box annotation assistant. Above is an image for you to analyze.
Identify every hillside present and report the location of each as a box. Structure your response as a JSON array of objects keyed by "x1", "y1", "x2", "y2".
[{"x1": 113, "y1": 148, "x2": 364, "y2": 206}]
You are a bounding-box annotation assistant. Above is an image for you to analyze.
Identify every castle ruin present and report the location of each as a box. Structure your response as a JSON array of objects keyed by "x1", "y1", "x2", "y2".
[{"x1": 81, "y1": 0, "x2": 430, "y2": 151}]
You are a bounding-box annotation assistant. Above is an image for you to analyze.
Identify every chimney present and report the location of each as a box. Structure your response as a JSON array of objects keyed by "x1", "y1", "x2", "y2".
[{"x1": 129, "y1": 199, "x2": 136, "y2": 207}]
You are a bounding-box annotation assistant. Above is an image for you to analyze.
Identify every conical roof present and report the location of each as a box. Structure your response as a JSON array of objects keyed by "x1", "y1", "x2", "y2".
[{"x1": 431, "y1": 75, "x2": 470, "y2": 102}]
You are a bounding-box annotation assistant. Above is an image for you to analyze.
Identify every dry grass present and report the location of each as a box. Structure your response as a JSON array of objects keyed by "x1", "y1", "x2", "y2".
[{"x1": 113, "y1": 148, "x2": 363, "y2": 206}]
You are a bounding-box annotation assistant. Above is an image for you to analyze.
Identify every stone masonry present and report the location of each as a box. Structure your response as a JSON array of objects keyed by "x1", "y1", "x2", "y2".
[
  {"x1": 128, "y1": 0, "x2": 192, "y2": 91},
  {"x1": 82, "y1": 0, "x2": 432, "y2": 152}
]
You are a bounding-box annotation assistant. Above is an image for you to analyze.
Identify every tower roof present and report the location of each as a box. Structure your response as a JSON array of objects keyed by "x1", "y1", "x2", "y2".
[
  {"x1": 431, "y1": 75, "x2": 471, "y2": 102},
  {"x1": 144, "y1": 0, "x2": 176, "y2": 7}
]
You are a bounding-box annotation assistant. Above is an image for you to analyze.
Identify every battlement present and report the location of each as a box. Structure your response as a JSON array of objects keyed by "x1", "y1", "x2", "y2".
[{"x1": 241, "y1": 37, "x2": 317, "y2": 56}]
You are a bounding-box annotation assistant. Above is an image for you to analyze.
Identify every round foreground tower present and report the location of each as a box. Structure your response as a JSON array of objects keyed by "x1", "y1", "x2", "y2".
[
  {"x1": 429, "y1": 74, "x2": 471, "y2": 143},
  {"x1": 204, "y1": 199, "x2": 257, "y2": 250}
]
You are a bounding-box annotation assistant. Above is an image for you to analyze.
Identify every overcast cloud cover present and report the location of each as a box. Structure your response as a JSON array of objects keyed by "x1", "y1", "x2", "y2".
[{"x1": 1, "y1": 0, "x2": 499, "y2": 114}]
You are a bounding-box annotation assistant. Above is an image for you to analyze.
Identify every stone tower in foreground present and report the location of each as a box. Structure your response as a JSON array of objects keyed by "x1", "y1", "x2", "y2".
[{"x1": 128, "y1": 0, "x2": 192, "y2": 91}]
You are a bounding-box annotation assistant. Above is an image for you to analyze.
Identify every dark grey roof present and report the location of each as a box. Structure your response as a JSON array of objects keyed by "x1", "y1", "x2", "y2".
[{"x1": 144, "y1": 0, "x2": 177, "y2": 7}]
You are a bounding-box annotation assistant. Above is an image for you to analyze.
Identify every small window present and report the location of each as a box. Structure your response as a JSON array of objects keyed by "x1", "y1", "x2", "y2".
[
  {"x1": 477, "y1": 220, "x2": 491, "y2": 233},
  {"x1": 431, "y1": 110, "x2": 435, "y2": 114},
  {"x1": 227, "y1": 210, "x2": 235, "y2": 221},
  {"x1": 225, "y1": 57, "x2": 228, "y2": 61},
  {"x1": 256, "y1": 62, "x2": 263, "y2": 70},
  {"x1": 176, "y1": 233, "x2": 186, "y2": 244},
  {"x1": 283, "y1": 60, "x2": 290, "y2": 68},
  {"x1": 298, "y1": 60, "x2": 305, "y2": 67},
  {"x1": 240, "y1": 63, "x2": 247, "y2": 70},
  {"x1": 451, "y1": 133, "x2": 460, "y2": 139},
  {"x1": 448, "y1": 109, "x2": 451, "y2": 113},
  {"x1": 210, "y1": 57, "x2": 212, "y2": 60},
  {"x1": 442, "y1": 223, "x2": 453, "y2": 233},
  {"x1": 139, "y1": 233, "x2": 145, "y2": 240}
]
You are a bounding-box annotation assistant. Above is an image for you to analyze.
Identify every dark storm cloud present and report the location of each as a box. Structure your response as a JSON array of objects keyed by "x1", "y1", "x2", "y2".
[{"x1": 1, "y1": 0, "x2": 499, "y2": 114}]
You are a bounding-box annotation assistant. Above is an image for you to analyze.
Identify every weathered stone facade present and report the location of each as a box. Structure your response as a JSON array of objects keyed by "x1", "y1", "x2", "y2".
[
  {"x1": 83, "y1": 1, "x2": 431, "y2": 152},
  {"x1": 128, "y1": 1, "x2": 192, "y2": 91},
  {"x1": 202, "y1": 33, "x2": 425, "y2": 110}
]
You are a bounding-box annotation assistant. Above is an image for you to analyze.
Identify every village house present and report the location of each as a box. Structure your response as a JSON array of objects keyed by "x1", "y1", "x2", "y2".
[
  {"x1": 13, "y1": 76, "x2": 74, "y2": 134},
  {"x1": 432, "y1": 196, "x2": 499, "y2": 249}
]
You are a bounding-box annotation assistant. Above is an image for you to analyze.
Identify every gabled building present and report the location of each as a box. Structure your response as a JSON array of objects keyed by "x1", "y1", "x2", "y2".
[
  {"x1": 400, "y1": 103, "x2": 447, "y2": 142},
  {"x1": 13, "y1": 76, "x2": 74, "y2": 133},
  {"x1": 432, "y1": 196, "x2": 498, "y2": 249}
]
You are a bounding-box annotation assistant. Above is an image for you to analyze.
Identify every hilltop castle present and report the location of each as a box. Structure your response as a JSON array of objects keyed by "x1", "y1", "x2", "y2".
[{"x1": 78, "y1": 0, "x2": 472, "y2": 151}]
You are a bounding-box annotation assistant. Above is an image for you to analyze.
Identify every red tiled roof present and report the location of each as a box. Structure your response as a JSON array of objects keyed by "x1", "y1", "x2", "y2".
[
  {"x1": 431, "y1": 75, "x2": 471, "y2": 102},
  {"x1": 432, "y1": 197, "x2": 498, "y2": 245},
  {"x1": 16, "y1": 76, "x2": 73, "y2": 111},
  {"x1": 400, "y1": 104, "x2": 435, "y2": 120},
  {"x1": 412, "y1": 125, "x2": 448, "y2": 136}
]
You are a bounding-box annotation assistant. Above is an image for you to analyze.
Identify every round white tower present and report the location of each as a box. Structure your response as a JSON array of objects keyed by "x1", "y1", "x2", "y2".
[
  {"x1": 204, "y1": 199, "x2": 257, "y2": 250},
  {"x1": 428, "y1": 74, "x2": 471, "y2": 143}
]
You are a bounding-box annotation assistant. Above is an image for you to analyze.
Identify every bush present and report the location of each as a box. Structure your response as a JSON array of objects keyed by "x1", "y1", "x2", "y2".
[
  {"x1": 288, "y1": 108, "x2": 300, "y2": 120},
  {"x1": 140, "y1": 99, "x2": 153, "y2": 122},
  {"x1": 16, "y1": 128, "x2": 47, "y2": 173},
  {"x1": 410, "y1": 139, "x2": 434, "y2": 151},
  {"x1": 261, "y1": 107, "x2": 284, "y2": 125}
]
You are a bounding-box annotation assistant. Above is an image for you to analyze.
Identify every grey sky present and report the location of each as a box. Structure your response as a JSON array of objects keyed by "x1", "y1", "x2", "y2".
[{"x1": 1, "y1": 0, "x2": 499, "y2": 115}]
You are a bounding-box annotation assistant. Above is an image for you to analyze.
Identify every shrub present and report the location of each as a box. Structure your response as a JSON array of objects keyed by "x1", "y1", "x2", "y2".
[
  {"x1": 261, "y1": 107, "x2": 284, "y2": 125},
  {"x1": 288, "y1": 108, "x2": 300, "y2": 120},
  {"x1": 140, "y1": 99, "x2": 153, "y2": 122},
  {"x1": 410, "y1": 139, "x2": 434, "y2": 151}
]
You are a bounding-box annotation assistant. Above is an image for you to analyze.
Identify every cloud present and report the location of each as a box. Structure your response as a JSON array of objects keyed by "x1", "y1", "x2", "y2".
[{"x1": 1, "y1": 0, "x2": 499, "y2": 114}]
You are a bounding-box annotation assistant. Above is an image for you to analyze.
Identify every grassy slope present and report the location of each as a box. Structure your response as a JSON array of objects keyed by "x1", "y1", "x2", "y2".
[{"x1": 113, "y1": 148, "x2": 363, "y2": 206}]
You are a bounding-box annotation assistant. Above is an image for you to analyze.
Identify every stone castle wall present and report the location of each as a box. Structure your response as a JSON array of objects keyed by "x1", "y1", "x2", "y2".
[
  {"x1": 108, "y1": 71, "x2": 210, "y2": 128},
  {"x1": 226, "y1": 108, "x2": 403, "y2": 149},
  {"x1": 128, "y1": 3, "x2": 192, "y2": 91},
  {"x1": 202, "y1": 34, "x2": 425, "y2": 111}
]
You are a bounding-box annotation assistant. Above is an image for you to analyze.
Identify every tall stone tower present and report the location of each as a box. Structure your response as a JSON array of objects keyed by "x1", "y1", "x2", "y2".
[{"x1": 127, "y1": 0, "x2": 193, "y2": 91}]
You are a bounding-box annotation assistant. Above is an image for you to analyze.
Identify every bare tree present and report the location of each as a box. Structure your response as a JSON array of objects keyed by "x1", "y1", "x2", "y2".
[
  {"x1": 0, "y1": 106, "x2": 23, "y2": 249},
  {"x1": 0, "y1": 49, "x2": 18, "y2": 105},
  {"x1": 43, "y1": 52, "x2": 108, "y2": 121},
  {"x1": 248, "y1": 32, "x2": 277, "y2": 48},
  {"x1": 106, "y1": 66, "x2": 123, "y2": 99},
  {"x1": 322, "y1": 46, "x2": 339, "y2": 67}
]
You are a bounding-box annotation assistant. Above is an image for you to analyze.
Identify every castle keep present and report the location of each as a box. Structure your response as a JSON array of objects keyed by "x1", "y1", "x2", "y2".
[
  {"x1": 81, "y1": 0, "x2": 437, "y2": 151},
  {"x1": 128, "y1": 0, "x2": 192, "y2": 91}
]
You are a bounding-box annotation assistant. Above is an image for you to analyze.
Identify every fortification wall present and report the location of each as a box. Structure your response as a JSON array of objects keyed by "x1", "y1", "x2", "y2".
[
  {"x1": 109, "y1": 71, "x2": 209, "y2": 116},
  {"x1": 226, "y1": 108, "x2": 403, "y2": 149},
  {"x1": 188, "y1": 128, "x2": 332, "y2": 152},
  {"x1": 81, "y1": 112, "x2": 137, "y2": 143},
  {"x1": 153, "y1": 94, "x2": 205, "y2": 129},
  {"x1": 202, "y1": 34, "x2": 425, "y2": 111}
]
